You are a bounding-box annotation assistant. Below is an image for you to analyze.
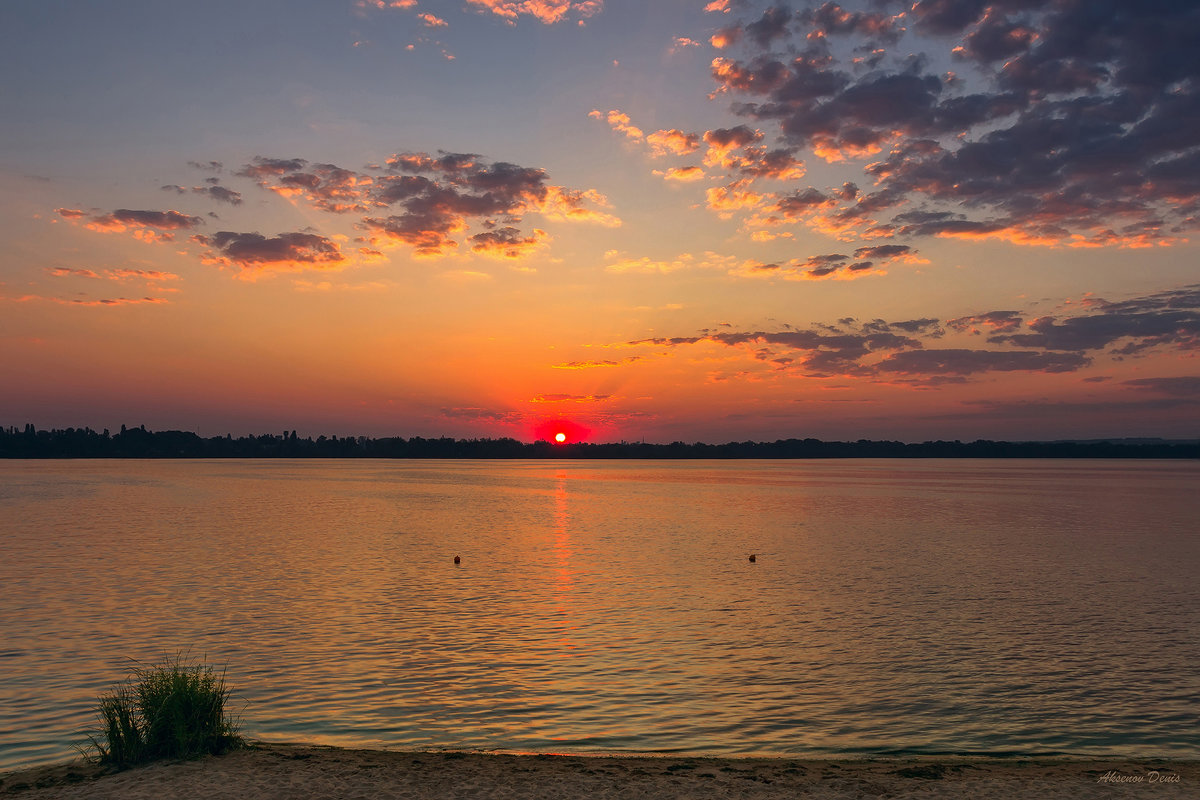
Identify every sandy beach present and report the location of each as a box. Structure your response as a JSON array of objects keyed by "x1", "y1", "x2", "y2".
[{"x1": 2, "y1": 744, "x2": 1195, "y2": 799}]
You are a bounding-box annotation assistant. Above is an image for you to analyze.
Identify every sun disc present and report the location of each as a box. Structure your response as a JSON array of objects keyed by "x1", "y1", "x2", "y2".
[{"x1": 555, "y1": 432, "x2": 566, "y2": 443}]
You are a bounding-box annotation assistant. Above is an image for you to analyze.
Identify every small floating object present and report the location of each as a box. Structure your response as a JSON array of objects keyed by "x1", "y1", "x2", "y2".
[
  {"x1": 453, "y1": 555, "x2": 461, "y2": 565},
  {"x1": 748, "y1": 553, "x2": 756, "y2": 563}
]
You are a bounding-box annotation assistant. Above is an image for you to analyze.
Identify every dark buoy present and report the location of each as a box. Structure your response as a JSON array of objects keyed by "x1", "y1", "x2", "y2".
[
  {"x1": 453, "y1": 555, "x2": 461, "y2": 565},
  {"x1": 748, "y1": 553, "x2": 756, "y2": 563}
]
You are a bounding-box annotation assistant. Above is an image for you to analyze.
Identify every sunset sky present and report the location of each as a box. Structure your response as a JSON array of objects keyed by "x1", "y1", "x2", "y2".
[{"x1": 2, "y1": 0, "x2": 1197, "y2": 443}]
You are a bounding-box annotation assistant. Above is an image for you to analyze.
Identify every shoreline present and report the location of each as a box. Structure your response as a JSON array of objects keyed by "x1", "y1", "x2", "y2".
[{"x1": 3, "y1": 743, "x2": 1196, "y2": 799}]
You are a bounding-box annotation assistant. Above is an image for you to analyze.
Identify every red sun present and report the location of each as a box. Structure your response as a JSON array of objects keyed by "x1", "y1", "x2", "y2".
[{"x1": 532, "y1": 418, "x2": 590, "y2": 444}]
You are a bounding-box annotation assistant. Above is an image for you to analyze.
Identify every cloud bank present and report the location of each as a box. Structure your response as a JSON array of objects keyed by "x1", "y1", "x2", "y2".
[
  {"x1": 619, "y1": 284, "x2": 1200, "y2": 383},
  {"x1": 699, "y1": 0, "x2": 1200, "y2": 248}
]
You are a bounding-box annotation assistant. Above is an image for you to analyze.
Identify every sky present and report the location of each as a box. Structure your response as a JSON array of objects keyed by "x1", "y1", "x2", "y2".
[{"x1": 1, "y1": 0, "x2": 1198, "y2": 443}]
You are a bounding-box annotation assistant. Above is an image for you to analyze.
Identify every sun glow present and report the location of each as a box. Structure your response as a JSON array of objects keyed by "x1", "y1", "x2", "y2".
[{"x1": 533, "y1": 419, "x2": 590, "y2": 443}]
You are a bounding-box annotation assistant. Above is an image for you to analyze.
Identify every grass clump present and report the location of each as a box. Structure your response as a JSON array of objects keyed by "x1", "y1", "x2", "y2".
[{"x1": 85, "y1": 655, "x2": 242, "y2": 769}]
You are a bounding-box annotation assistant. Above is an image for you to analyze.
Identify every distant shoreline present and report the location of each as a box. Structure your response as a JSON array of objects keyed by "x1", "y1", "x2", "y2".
[
  {"x1": 3, "y1": 743, "x2": 1196, "y2": 799},
  {"x1": 3, "y1": 426, "x2": 1198, "y2": 459}
]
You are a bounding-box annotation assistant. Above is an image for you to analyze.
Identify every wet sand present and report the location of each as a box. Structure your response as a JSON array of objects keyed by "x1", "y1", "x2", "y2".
[{"x1": 2, "y1": 744, "x2": 1196, "y2": 799}]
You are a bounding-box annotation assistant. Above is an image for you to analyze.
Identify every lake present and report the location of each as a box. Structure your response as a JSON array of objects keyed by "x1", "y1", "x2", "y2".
[{"x1": 1, "y1": 458, "x2": 1197, "y2": 770}]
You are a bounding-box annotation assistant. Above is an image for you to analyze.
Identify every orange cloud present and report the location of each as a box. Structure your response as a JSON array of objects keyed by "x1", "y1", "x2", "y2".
[
  {"x1": 812, "y1": 135, "x2": 887, "y2": 163},
  {"x1": 710, "y1": 28, "x2": 740, "y2": 49},
  {"x1": 646, "y1": 128, "x2": 700, "y2": 156},
  {"x1": 358, "y1": 247, "x2": 387, "y2": 263},
  {"x1": 552, "y1": 356, "x2": 644, "y2": 369},
  {"x1": 470, "y1": 226, "x2": 549, "y2": 259},
  {"x1": 63, "y1": 296, "x2": 172, "y2": 307},
  {"x1": 933, "y1": 224, "x2": 1182, "y2": 249},
  {"x1": 750, "y1": 229, "x2": 794, "y2": 242},
  {"x1": 357, "y1": 0, "x2": 417, "y2": 9},
  {"x1": 605, "y1": 253, "x2": 695, "y2": 274},
  {"x1": 705, "y1": 181, "x2": 765, "y2": 214},
  {"x1": 590, "y1": 108, "x2": 643, "y2": 141},
  {"x1": 703, "y1": 126, "x2": 763, "y2": 168},
  {"x1": 654, "y1": 166, "x2": 706, "y2": 182},
  {"x1": 534, "y1": 186, "x2": 621, "y2": 226},
  {"x1": 5, "y1": 292, "x2": 173, "y2": 307},
  {"x1": 48, "y1": 267, "x2": 181, "y2": 283},
  {"x1": 47, "y1": 267, "x2": 101, "y2": 279},
  {"x1": 107, "y1": 268, "x2": 182, "y2": 282},
  {"x1": 417, "y1": 12, "x2": 448, "y2": 27},
  {"x1": 466, "y1": 0, "x2": 603, "y2": 25},
  {"x1": 604, "y1": 250, "x2": 731, "y2": 274},
  {"x1": 531, "y1": 393, "x2": 612, "y2": 403}
]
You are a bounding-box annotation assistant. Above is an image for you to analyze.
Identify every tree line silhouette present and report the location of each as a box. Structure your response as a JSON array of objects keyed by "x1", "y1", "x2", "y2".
[{"x1": 2, "y1": 424, "x2": 1197, "y2": 459}]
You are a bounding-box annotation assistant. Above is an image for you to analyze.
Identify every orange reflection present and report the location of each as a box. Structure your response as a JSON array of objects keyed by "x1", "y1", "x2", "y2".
[
  {"x1": 552, "y1": 470, "x2": 573, "y2": 591},
  {"x1": 550, "y1": 470, "x2": 579, "y2": 655}
]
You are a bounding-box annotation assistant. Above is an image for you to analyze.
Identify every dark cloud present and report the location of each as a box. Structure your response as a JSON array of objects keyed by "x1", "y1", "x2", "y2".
[
  {"x1": 947, "y1": 310, "x2": 1025, "y2": 334},
  {"x1": 58, "y1": 207, "x2": 203, "y2": 243},
  {"x1": 618, "y1": 284, "x2": 1196, "y2": 381},
  {"x1": 803, "y1": 2, "x2": 903, "y2": 42},
  {"x1": 235, "y1": 157, "x2": 308, "y2": 179},
  {"x1": 241, "y1": 160, "x2": 370, "y2": 213},
  {"x1": 704, "y1": 125, "x2": 764, "y2": 154},
  {"x1": 163, "y1": 181, "x2": 243, "y2": 206},
  {"x1": 197, "y1": 185, "x2": 243, "y2": 205},
  {"x1": 1124, "y1": 376, "x2": 1200, "y2": 397},
  {"x1": 96, "y1": 209, "x2": 202, "y2": 230},
  {"x1": 196, "y1": 231, "x2": 345, "y2": 271},
  {"x1": 852, "y1": 244, "x2": 913, "y2": 260},
  {"x1": 961, "y1": 9, "x2": 1039, "y2": 62},
  {"x1": 735, "y1": 147, "x2": 806, "y2": 179},
  {"x1": 788, "y1": 243, "x2": 923, "y2": 279},
  {"x1": 951, "y1": 394, "x2": 1200, "y2": 424},
  {"x1": 710, "y1": 0, "x2": 1200, "y2": 245},
  {"x1": 630, "y1": 322, "x2": 922, "y2": 378},
  {"x1": 887, "y1": 318, "x2": 942, "y2": 335},
  {"x1": 439, "y1": 407, "x2": 527, "y2": 424},
  {"x1": 729, "y1": 243, "x2": 925, "y2": 281},
  {"x1": 241, "y1": 151, "x2": 614, "y2": 257},
  {"x1": 875, "y1": 348, "x2": 1088, "y2": 375},
  {"x1": 776, "y1": 187, "x2": 833, "y2": 216},
  {"x1": 745, "y1": 5, "x2": 793, "y2": 46},
  {"x1": 986, "y1": 285, "x2": 1200, "y2": 354}
]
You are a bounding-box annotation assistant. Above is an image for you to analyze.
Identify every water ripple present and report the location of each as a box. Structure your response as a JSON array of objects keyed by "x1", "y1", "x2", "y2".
[{"x1": 1, "y1": 459, "x2": 1198, "y2": 769}]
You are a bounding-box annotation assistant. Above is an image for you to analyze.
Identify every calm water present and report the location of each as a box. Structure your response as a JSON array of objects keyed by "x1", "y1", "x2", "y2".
[{"x1": 1, "y1": 459, "x2": 1198, "y2": 770}]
